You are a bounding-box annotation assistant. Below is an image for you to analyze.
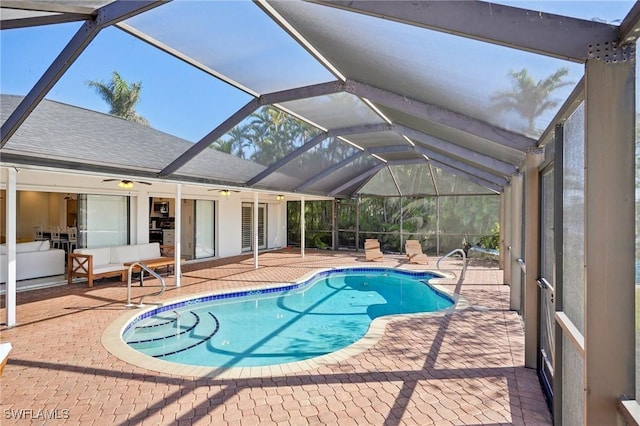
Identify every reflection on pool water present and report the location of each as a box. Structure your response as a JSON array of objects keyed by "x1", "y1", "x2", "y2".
[{"x1": 122, "y1": 268, "x2": 454, "y2": 368}]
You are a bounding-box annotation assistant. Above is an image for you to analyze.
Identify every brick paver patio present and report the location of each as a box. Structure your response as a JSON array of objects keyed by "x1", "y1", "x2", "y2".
[{"x1": 0, "y1": 249, "x2": 551, "y2": 425}]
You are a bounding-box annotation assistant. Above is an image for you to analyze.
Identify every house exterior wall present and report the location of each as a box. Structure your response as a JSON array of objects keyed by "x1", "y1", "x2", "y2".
[{"x1": 0, "y1": 167, "x2": 325, "y2": 260}]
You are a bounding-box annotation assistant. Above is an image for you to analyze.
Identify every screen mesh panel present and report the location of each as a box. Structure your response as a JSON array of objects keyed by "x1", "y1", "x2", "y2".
[
  {"x1": 124, "y1": 0, "x2": 334, "y2": 94},
  {"x1": 563, "y1": 102, "x2": 585, "y2": 334}
]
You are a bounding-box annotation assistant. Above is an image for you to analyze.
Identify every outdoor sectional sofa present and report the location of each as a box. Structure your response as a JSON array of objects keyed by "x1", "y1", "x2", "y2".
[
  {"x1": 68, "y1": 242, "x2": 175, "y2": 288},
  {"x1": 0, "y1": 240, "x2": 66, "y2": 283}
]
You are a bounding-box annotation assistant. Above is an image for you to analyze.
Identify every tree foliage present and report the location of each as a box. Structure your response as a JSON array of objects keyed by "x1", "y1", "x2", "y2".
[
  {"x1": 86, "y1": 71, "x2": 149, "y2": 126},
  {"x1": 287, "y1": 195, "x2": 499, "y2": 254},
  {"x1": 491, "y1": 67, "x2": 572, "y2": 136}
]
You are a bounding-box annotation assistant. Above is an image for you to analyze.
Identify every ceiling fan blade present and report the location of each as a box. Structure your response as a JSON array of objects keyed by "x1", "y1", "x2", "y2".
[
  {"x1": 101, "y1": 179, "x2": 118, "y2": 182},
  {"x1": 137, "y1": 181, "x2": 152, "y2": 186}
]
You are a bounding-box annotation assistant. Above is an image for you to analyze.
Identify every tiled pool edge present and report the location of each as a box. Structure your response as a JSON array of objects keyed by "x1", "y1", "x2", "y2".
[{"x1": 101, "y1": 266, "x2": 469, "y2": 379}]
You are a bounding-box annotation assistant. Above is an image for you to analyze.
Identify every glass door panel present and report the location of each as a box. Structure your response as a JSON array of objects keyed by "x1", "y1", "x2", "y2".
[{"x1": 195, "y1": 200, "x2": 215, "y2": 259}]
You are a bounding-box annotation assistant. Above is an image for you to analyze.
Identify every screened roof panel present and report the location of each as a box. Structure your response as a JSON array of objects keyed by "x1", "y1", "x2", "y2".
[
  {"x1": 357, "y1": 162, "x2": 495, "y2": 197},
  {"x1": 392, "y1": 164, "x2": 437, "y2": 195},
  {"x1": 269, "y1": 0, "x2": 582, "y2": 139},
  {"x1": 279, "y1": 92, "x2": 384, "y2": 130},
  {"x1": 431, "y1": 166, "x2": 497, "y2": 195},
  {"x1": 346, "y1": 131, "x2": 408, "y2": 150},
  {"x1": 212, "y1": 105, "x2": 321, "y2": 167},
  {"x1": 304, "y1": 155, "x2": 379, "y2": 194},
  {"x1": 260, "y1": 137, "x2": 358, "y2": 187},
  {"x1": 357, "y1": 164, "x2": 440, "y2": 196},
  {"x1": 250, "y1": 172, "x2": 301, "y2": 192},
  {"x1": 123, "y1": 0, "x2": 335, "y2": 94},
  {"x1": 356, "y1": 167, "x2": 399, "y2": 197}
]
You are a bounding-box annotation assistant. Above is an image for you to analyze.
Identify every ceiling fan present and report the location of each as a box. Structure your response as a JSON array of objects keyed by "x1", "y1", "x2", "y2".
[
  {"x1": 207, "y1": 188, "x2": 240, "y2": 196},
  {"x1": 102, "y1": 179, "x2": 152, "y2": 189}
]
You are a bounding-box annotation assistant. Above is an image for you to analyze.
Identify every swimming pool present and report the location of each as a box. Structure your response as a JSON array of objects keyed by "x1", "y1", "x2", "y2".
[{"x1": 106, "y1": 267, "x2": 460, "y2": 376}]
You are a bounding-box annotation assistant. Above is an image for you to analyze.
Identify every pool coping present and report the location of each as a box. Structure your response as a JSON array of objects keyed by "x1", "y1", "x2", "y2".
[{"x1": 101, "y1": 265, "x2": 469, "y2": 379}]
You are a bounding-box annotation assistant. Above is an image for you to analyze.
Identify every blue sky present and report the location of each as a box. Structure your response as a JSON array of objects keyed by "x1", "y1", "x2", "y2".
[
  {"x1": 1, "y1": 1, "x2": 636, "y2": 143},
  {"x1": 1, "y1": 22, "x2": 253, "y2": 142}
]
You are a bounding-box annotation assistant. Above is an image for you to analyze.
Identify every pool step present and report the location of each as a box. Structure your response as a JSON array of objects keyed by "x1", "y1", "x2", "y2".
[{"x1": 125, "y1": 310, "x2": 220, "y2": 358}]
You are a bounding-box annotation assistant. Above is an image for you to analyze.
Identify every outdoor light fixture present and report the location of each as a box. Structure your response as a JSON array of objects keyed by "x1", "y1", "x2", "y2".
[
  {"x1": 118, "y1": 180, "x2": 135, "y2": 189},
  {"x1": 102, "y1": 178, "x2": 151, "y2": 189},
  {"x1": 220, "y1": 189, "x2": 231, "y2": 197},
  {"x1": 276, "y1": 194, "x2": 285, "y2": 201}
]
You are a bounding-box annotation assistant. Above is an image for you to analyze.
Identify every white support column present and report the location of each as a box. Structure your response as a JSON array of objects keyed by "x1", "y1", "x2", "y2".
[
  {"x1": 498, "y1": 190, "x2": 505, "y2": 270},
  {"x1": 509, "y1": 173, "x2": 523, "y2": 311},
  {"x1": 502, "y1": 184, "x2": 512, "y2": 284},
  {"x1": 5, "y1": 167, "x2": 17, "y2": 327},
  {"x1": 436, "y1": 197, "x2": 440, "y2": 256},
  {"x1": 523, "y1": 148, "x2": 544, "y2": 368},
  {"x1": 301, "y1": 197, "x2": 305, "y2": 258},
  {"x1": 254, "y1": 192, "x2": 259, "y2": 269},
  {"x1": 174, "y1": 184, "x2": 182, "y2": 287},
  {"x1": 399, "y1": 197, "x2": 403, "y2": 253},
  {"x1": 136, "y1": 188, "x2": 150, "y2": 244}
]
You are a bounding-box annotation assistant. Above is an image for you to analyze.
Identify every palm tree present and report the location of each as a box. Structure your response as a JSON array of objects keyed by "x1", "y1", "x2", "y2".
[
  {"x1": 211, "y1": 138, "x2": 234, "y2": 154},
  {"x1": 491, "y1": 67, "x2": 572, "y2": 136},
  {"x1": 86, "y1": 71, "x2": 149, "y2": 126}
]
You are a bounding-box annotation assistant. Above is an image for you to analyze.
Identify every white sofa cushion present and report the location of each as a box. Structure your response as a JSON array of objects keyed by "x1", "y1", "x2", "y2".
[
  {"x1": 0, "y1": 248, "x2": 65, "y2": 283},
  {"x1": 1, "y1": 241, "x2": 50, "y2": 254},
  {"x1": 110, "y1": 245, "x2": 140, "y2": 264},
  {"x1": 16, "y1": 241, "x2": 43, "y2": 253},
  {"x1": 93, "y1": 264, "x2": 127, "y2": 275},
  {"x1": 74, "y1": 247, "x2": 112, "y2": 267},
  {"x1": 137, "y1": 243, "x2": 161, "y2": 260}
]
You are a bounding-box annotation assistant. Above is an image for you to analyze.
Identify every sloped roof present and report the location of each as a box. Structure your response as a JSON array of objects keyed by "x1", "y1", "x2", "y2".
[
  {"x1": 1, "y1": 1, "x2": 638, "y2": 197},
  {"x1": 0, "y1": 94, "x2": 268, "y2": 186}
]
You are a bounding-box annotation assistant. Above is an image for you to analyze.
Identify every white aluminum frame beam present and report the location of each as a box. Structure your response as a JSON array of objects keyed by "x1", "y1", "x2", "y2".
[
  {"x1": 308, "y1": 0, "x2": 619, "y2": 63},
  {"x1": 0, "y1": 0, "x2": 168, "y2": 147}
]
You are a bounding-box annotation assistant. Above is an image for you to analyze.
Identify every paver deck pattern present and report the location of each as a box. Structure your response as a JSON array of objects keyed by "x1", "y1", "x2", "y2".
[{"x1": 0, "y1": 249, "x2": 551, "y2": 425}]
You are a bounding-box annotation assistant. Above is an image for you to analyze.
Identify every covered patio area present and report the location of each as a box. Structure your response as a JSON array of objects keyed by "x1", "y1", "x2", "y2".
[{"x1": 0, "y1": 250, "x2": 550, "y2": 425}]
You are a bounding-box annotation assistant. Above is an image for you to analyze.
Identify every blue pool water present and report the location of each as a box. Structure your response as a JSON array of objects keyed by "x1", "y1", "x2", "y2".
[{"x1": 122, "y1": 268, "x2": 454, "y2": 368}]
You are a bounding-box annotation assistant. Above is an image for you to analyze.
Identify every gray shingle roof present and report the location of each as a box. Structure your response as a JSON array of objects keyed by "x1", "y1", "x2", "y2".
[{"x1": 1, "y1": 94, "x2": 267, "y2": 185}]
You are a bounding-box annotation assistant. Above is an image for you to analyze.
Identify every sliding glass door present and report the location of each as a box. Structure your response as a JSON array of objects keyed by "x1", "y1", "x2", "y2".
[
  {"x1": 195, "y1": 199, "x2": 215, "y2": 258},
  {"x1": 78, "y1": 194, "x2": 129, "y2": 248}
]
